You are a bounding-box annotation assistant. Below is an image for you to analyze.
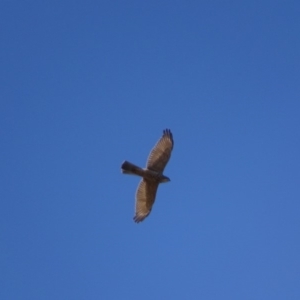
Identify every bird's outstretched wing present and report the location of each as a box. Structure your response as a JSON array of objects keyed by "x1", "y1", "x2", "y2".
[
  {"x1": 134, "y1": 179, "x2": 159, "y2": 223},
  {"x1": 146, "y1": 129, "x2": 174, "y2": 172}
]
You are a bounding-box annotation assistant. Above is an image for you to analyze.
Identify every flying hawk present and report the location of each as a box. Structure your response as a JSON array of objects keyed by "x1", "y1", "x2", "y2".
[{"x1": 121, "y1": 129, "x2": 174, "y2": 223}]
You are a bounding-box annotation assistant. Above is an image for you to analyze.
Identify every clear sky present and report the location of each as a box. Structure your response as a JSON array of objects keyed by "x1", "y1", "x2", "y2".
[{"x1": 1, "y1": 1, "x2": 300, "y2": 299}]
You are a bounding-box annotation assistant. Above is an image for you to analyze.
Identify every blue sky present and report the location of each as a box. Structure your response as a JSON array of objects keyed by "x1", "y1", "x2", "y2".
[{"x1": 1, "y1": 1, "x2": 300, "y2": 299}]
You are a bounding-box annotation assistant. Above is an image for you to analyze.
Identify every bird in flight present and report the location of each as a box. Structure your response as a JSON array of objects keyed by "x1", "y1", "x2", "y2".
[{"x1": 121, "y1": 129, "x2": 174, "y2": 223}]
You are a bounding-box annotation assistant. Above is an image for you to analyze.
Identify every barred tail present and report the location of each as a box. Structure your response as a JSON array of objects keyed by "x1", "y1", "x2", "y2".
[{"x1": 121, "y1": 161, "x2": 145, "y2": 176}]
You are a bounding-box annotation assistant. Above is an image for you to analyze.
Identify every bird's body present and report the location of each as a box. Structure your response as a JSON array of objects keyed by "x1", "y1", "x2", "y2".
[
  {"x1": 121, "y1": 161, "x2": 170, "y2": 182},
  {"x1": 121, "y1": 129, "x2": 174, "y2": 223}
]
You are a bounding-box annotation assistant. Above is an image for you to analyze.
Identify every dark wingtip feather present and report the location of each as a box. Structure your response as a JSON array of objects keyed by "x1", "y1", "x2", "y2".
[
  {"x1": 162, "y1": 128, "x2": 173, "y2": 144},
  {"x1": 133, "y1": 212, "x2": 150, "y2": 223},
  {"x1": 133, "y1": 216, "x2": 143, "y2": 223}
]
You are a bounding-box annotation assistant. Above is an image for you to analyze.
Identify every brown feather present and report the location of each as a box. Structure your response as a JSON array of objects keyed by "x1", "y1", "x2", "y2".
[
  {"x1": 134, "y1": 179, "x2": 159, "y2": 223},
  {"x1": 146, "y1": 129, "x2": 174, "y2": 172}
]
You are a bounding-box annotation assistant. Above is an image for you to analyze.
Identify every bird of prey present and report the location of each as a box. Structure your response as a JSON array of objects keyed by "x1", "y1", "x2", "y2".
[{"x1": 121, "y1": 129, "x2": 174, "y2": 223}]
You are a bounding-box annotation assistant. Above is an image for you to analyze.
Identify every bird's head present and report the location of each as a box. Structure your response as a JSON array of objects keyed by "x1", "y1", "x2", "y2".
[{"x1": 161, "y1": 176, "x2": 170, "y2": 183}]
